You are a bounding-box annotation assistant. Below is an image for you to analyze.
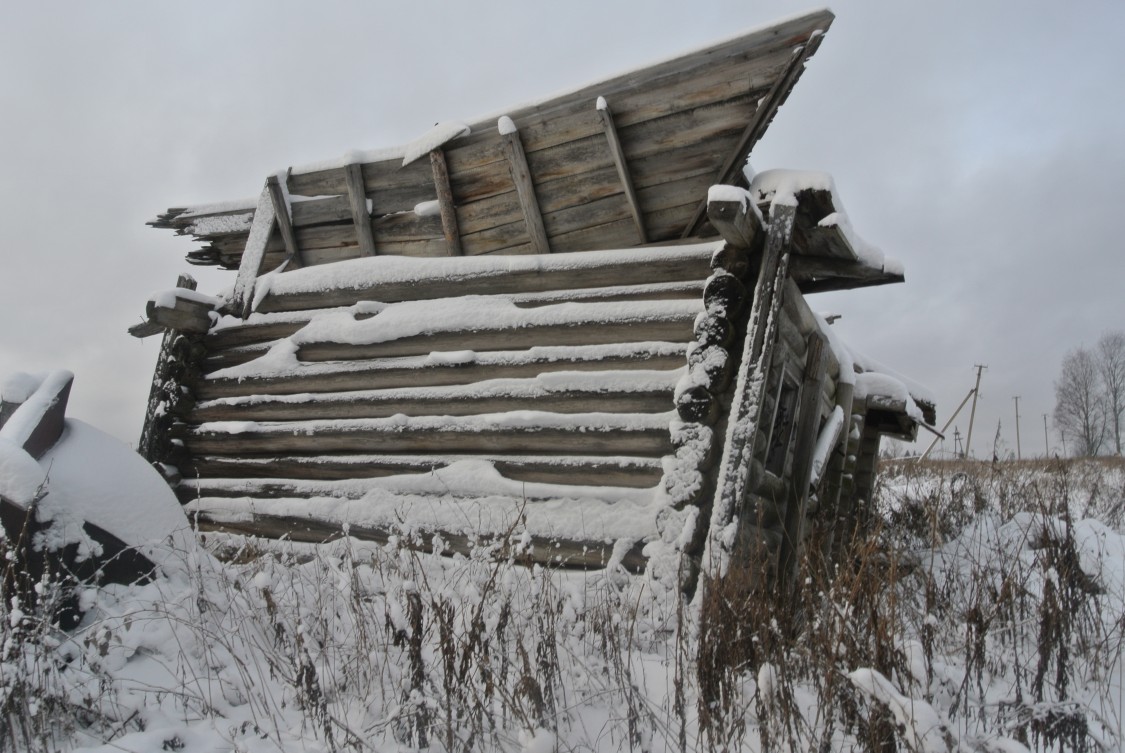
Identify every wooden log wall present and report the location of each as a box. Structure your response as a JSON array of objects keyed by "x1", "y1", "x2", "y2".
[{"x1": 168, "y1": 243, "x2": 734, "y2": 568}]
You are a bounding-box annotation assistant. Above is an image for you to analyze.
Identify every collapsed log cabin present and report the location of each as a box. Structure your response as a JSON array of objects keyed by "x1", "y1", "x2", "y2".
[{"x1": 135, "y1": 9, "x2": 935, "y2": 588}]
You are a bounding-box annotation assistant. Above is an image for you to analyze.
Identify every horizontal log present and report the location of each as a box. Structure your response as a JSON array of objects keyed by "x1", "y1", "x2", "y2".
[
  {"x1": 185, "y1": 453, "x2": 664, "y2": 487},
  {"x1": 141, "y1": 292, "x2": 216, "y2": 336},
  {"x1": 189, "y1": 377, "x2": 677, "y2": 423},
  {"x1": 188, "y1": 509, "x2": 649, "y2": 572},
  {"x1": 180, "y1": 413, "x2": 676, "y2": 457},
  {"x1": 297, "y1": 315, "x2": 696, "y2": 362},
  {"x1": 198, "y1": 342, "x2": 690, "y2": 398},
  {"x1": 255, "y1": 245, "x2": 717, "y2": 314}
]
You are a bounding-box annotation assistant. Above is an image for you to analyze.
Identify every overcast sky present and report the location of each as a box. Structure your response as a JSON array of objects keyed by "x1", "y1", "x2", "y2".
[{"x1": 1, "y1": 1, "x2": 1122, "y2": 459}]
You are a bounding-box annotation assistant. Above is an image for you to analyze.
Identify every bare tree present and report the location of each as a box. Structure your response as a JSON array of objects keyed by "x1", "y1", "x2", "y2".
[
  {"x1": 1097, "y1": 331, "x2": 1125, "y2": 455},
  {"x1": 1053, "y1": 346, "x2": 1104, "y2": 456}
]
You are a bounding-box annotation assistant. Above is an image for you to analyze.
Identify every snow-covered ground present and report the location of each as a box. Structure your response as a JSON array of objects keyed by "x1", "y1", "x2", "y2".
[{"x1": 3, "y1": 458, "x2": 1123, "y2": 752}]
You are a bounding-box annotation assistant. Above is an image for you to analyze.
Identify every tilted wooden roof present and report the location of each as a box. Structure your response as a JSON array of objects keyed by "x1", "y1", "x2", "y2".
[{"x1": 151, "y1": 10, "x2": 834, "y2": 270}]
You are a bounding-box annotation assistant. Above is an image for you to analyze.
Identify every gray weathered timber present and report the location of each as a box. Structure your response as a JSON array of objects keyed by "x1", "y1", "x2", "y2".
[
  {"x1": 596, "y1": 99, "x2": 646, "y2": 243},
  {"x1": 500, "y1": 127, "x2": 550, "y2": 253},
  {"x1": 429, "y1": 148, "x2": 463, "y2": 255},
  {"x1": 344, "y1": 163, "x2": 378, "y2": 257},
  {"x1": 141, "y1": 292, "x2": 214, "y2": 336},
  {"x1": 196, "y1": 343, "x2": 689, "y2": 399},
  {"x1": 229, "y1": 185, "x2": 277, "y2": 318},
  {"x1": 186, "y1": 453, "x2": 664, "y2": 488},
  {"x1": 267, "y1": 174, "x2": 304, "y2": 269},
  {"x1": 181, "y1": 421, "x2": 674, "y2": 457},
  {"x1": 704, "y1": 202, "x2": 797, "y2": 575},
  {"x1": 774, "y1": 331, "x2": 828, "y2": 590},
  {"x1": 296, "y1": 316, "x2": 696, "y2": 362},
  {"x1": 707, "y1": 196, "x2": 764, "y2": 250},
  {"x1": 189, "y1": 384, "x2": 675, "y2": 423},
  {"x1": 190, "y1": 510, "x2": 649, "y2": 572},
  {"x1": 254, "y1": 250, "x2": 715, "y2": 313}
]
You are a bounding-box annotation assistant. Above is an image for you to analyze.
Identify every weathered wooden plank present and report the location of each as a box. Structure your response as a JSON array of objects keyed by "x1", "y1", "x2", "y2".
[
  {"x1": 189, "y1": 382, "x2": 675, "y2": 423},
  {"x1": 140, "y1": 291, "x2": 215, "y2": 336},
  {"x1": 189, "y1": 509, "x2": 649, "y2": 571},
  {"x1": 0, "y1": 371, "x2": 73, "y2": 460},
  {"x1": 429, "y1": 149, "x2": 463, "y2": 255},
  {"x1": 596, "y1": 98, "x2": 646, "y2": 243},
  {"x1": 775, "y1": 331, "x2": 828, "y2": 588},
  {"x1": 297, "y1": 314, "x2": 696, "y2": 362},
  {"x1": 707, "y1": 193, "x2": 763, "y2": 250},
  {"x1": 181, "y1": 416, "x2": 675, "y2": 457},
  {"x1": 186, "y1": 453, "x2": 664, "y2": 487},
  {"x1": 344, "y1": 163, "x2": 377, "y2": 257},
  {"x1": 267, "y1": 174, "x2": 304, "y2": 268},
  {"x1": 229, "y1": 185, "x2": 277, "y2": 318},
  {"x1": 500, "y1": 124, "x2": 550, "y2": 254},
  {"x1": 197, "y1": 342, "x2": 689, "y2": 398},
  {"x1": 254, "y1": 246, "x2": 716, "y2": 313}
]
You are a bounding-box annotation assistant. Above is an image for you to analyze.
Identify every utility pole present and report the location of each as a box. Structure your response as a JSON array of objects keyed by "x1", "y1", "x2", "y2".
[
  {"x1": 964, "y1": 364, "x2": 987, "y2": 459},
  {"x1": 1043, "y1": 414, "x2": 1050, "y2": 457},
  {"x1": 1013, "y1": 396, "x2": 1022, "y2": 460}
]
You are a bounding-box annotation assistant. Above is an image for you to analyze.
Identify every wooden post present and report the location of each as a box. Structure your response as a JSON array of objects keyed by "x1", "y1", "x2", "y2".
[
  {"x1": 344, "y1": 162, "x2": 378, "y2": 258},
  {"x1": 429, "y1": 148, "x2": 463, "y2": 255},
  {"x1": 775, "y1": 330, "x2": 828, "y2": 592},
  {"x1": 499, "y1": 117, "x2": 550, "y2": 254},
  {"x1": 595, "y1": 97, "x2": 646, "y2": 244}
]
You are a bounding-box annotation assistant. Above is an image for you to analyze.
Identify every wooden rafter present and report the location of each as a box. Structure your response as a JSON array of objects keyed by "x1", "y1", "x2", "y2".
[
  {"x1": 429, "y1": 148, "x2": 463, "y2": 256},
  {"x1": 266, "y1": 173, "x2": 304, "y2": 269},
  {"x1": 682, "y1": 33, "x2": 826, "y2": 238},
  {"x1": 499, "y1": 119, "x2": 550, "y2": 254},
  {"x1": 229, "y1": 184, "x2": 277, "y2": 318},
  {"x1": 344, "y1": 162, "x2": 377, "y2": 257},
  {"x1": 595, "y1": 98, "x2": 646, "y2": 244}
]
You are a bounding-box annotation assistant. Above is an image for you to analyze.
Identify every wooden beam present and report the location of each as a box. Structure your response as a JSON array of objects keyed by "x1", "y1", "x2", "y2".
[
  {"x1": 0, "y1": 371, "x2": 73, "y2": 460},
  {"x1": 499, "y1": 119, "x2": 550, "y2": 254},
  {"x1": 229, "y1": 184, "x2": 277, "y2": 318},
  {"x1": 344, "y1": 162, "x2": 377, "y2": 257},
  {"x1": 681, "y1": 35, "x2": 825, "y2": 238},
  {"x1": 141, "y1": 291, "x2": 215, "y2": 335},
  {"x1": 189, "y1": 382, "x2": 675, "y2": 423},
  {"x1": 704, "y1": 202, "x2": 797, "y2": 574},
  {"x1": 297, "y1": 313, "x2": 696, "y2": 362},
  {"x1": 187, "y1": 453, "x2": 664, "y2": 488},
  {"x1": 429, "y1": 148, "x2": 463, "y2": 255},
  {"x1": 182, "y1": 418, "x2": 674, "y2": 457},
  {"x1": 595, "y1": 98, "x2": 646, "y2": 244},
  {"x1": 255, "y1": 247, "x2": 714, "y2": 313},
  {"x1": 707, "y1": 192, "x2": 763, "y2": 250},
  {"x1": 196, "y1": 342, "x2": 688, "y2": 399},
  {"x1": 266, "y1": 173, "x2": 304, "y2": 269},
  {"x1": 190, "y1": 510, "x2": 649, "y2": 572},
  {"x1": 776, "y1": 331, "x2": 828, "y2": 591}
]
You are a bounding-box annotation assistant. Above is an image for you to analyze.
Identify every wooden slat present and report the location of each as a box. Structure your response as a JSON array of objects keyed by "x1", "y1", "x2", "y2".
[
  {"x1": 197, "y1": 342, "x2": 690, "y2": 399},
  {"x1": 500, "y1": 125, "x2": 550, "y2": 254},
  {"x1": 597, "y1": 101, "x2": 645, "y2": 244},
  {"x1": 429, "y1": 148, "x2": 463, "y2": 255},
  {"x1": 181, "y1": 415, "x2": 675, "y2": 457},
  {"x1": 344, "y1": 163, "x2": 377, "y2": 257},
  {"x1": 189, "y1": 510, "x2": 648, "y2": 571},
  {"x1": 190, "y1": 381, "x2": 676, "y2": 423},
  {"x1": 255, "y1": 246, "x2": 716, "y2": 313},
  {"x1": 267, "y1": 174, "x2": 304, "y2": 269},
  {"x1": 186, "y1": 453, "x2": 664, "y2": 487},
  {"x1": 229, "y1": 185, "x2": 277, "y2": 318}
]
